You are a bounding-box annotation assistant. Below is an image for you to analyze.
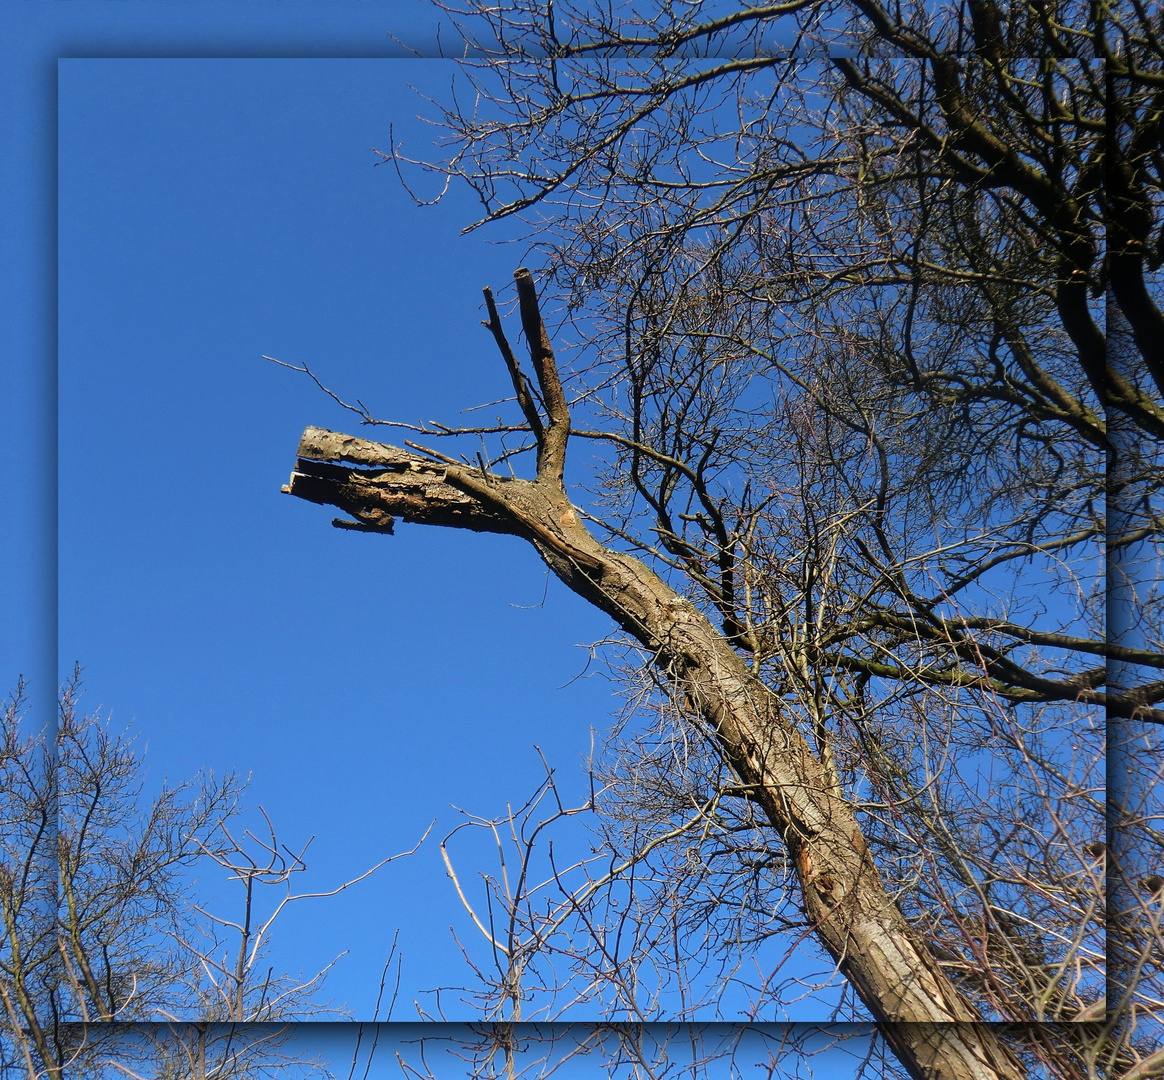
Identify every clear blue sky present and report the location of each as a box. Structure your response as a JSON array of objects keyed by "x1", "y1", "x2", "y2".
[
  {"x1": 57, "y1": 54, "x2": 631, "y2": 1017},
  {"x1": 4, "y1": 4, "x2": 859, "y2": 1069}
]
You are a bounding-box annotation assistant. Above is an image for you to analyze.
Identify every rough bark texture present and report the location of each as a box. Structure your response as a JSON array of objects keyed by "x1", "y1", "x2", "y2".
[{"x1": 285, "y1": 422, "x2": 1028, "y2": 1080}]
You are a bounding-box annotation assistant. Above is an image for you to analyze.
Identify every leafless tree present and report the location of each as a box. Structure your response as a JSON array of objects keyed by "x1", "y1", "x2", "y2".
[
  {"x1": 0, "y1": 674, "x2": 420, "y2": 1080},
  {"x1": 277, "y1": 3, "x2": 1161, "y2": 1078}
]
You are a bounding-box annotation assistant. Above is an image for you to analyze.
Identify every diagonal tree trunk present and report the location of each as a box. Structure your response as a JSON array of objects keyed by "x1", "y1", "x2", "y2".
[{"x1": 282, "y1": 270, "x2": 1028, "y2": 1080}]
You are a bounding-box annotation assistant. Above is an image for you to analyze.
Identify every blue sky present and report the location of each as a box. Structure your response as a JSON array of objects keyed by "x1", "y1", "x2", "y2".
[
  {"x1": 1, "y1": 5, "x2": 871, "y2": 1073},
  {"x1": 56, "y1": 55, "x2": 634, "y2": 1017},
  {"x1": 0, "y1": 5, "x2": 1124, "y2": 1077}
]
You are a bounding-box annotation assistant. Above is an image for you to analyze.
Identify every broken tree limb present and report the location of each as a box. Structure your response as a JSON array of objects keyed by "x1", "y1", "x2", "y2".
[
  {"x1": 283, "y1": 420, "x2": 1026, "y2": 1080},
  {"x1": 285, "y1": 428, "x2": 521, "y2": 536},
  {"x1": 281, "y1": 270, "x2": 1029, "y2": 1080}
]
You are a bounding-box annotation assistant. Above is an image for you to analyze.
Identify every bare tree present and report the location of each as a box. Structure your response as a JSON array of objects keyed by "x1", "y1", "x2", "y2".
[
  {"x1": 2, "y1": 673, "x2": 239, "y2": 1078},
  {"x1": 0, "y1": 674, "x2": 420, "y2": 1080},
  {"x1": 277, "y1": 2, "x2": 1161, "y2": 1078}
]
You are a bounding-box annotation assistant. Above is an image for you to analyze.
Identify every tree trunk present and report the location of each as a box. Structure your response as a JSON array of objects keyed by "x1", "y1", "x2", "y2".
[{"x1": 284, "y1": 423, "x2": 1028, "y2": 1080}]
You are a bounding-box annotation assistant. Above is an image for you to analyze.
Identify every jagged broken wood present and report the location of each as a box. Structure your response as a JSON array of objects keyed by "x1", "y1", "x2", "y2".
[{"x1": 284, "y1": 428, "x2": 521, "y2": 537}]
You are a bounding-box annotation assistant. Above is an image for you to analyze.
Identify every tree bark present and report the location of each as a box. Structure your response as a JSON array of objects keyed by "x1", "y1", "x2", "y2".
[{"x1": 284, "y1": 422, "x2": 1029, "y2": 1080}]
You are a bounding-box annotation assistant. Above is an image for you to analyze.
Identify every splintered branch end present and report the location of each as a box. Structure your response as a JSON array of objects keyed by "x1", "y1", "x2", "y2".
[{"x1": 284, "y1": 429, "x2": 524, "y2": 538}]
